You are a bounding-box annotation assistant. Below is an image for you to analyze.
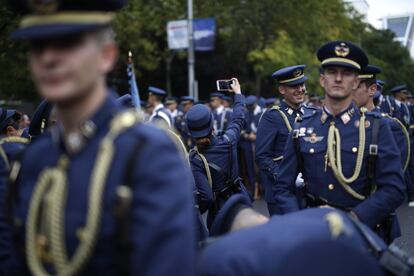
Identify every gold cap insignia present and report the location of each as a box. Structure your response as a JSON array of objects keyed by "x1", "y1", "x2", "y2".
[
  {"x1": 334, "y1": 42, "x2": 350, "y2": 57},
  {"x1": 30, "y1": 0, "x2": 59, "y2": 14},
  {"x1": 293, "y1": 69, "x2": 303, "y2": 78}
]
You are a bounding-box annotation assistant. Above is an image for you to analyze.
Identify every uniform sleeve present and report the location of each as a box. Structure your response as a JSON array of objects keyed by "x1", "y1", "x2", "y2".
[
  {"x1": 352, "y1": 120, "x2": 405, "y2": 228},
  {"x1": 223, "y1": 94, "x2": 245, "y2": 142},
  {"x1": 389, "y1": 119, "x2": 409, "y2": 167},
  {"x1": 273, "y1": 132, "x2": 301, "y2": 213},
  {"x1": 190, "y1": 158, "x2": 214, "y2": 214},
  {"x1": 255, "y1": 110, "x2": 280, "y2": 173},
  {"x1": 130, "y1": 131, "x2": 196, "y2": 275},
  {"x1": 0, "y1": 152, "x2": 11, "y2": 272}
]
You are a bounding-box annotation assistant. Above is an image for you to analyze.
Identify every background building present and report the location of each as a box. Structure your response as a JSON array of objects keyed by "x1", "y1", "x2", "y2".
[{"x1": 381, "y1": 14, "x2": 414, "y2": 58}]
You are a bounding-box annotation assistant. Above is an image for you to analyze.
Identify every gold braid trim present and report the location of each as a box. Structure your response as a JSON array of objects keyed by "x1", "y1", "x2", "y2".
[
  {"x1": 26, "y1": 111, "x2": 142, "y2": 276},
  {"x1": 271, "y1": 105, "x2": 292, "y2": 132},
  {"x1": 326, "y1": 111, "x2": 367, "y2": 200},
  {"x1": 384, "y1": 114, "x2": 411, "y2": 171},
  {"x1": 0, "y1": 136, "x2": 30, "y2": 145},
  {"x1": 194, "y1": 147, "x2": 212, "y2": 188},
  {"x1": 0, "y1": 145, "x2": 10, "y2": 169}
]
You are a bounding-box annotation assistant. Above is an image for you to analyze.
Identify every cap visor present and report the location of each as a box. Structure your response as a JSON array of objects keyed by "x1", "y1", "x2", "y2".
[
  {"x1": 282, "y1": 76, "x2": 308, "y2": 87},
  {"x1": 321, "y1": 62, "x2": 360, "y2": 71}
]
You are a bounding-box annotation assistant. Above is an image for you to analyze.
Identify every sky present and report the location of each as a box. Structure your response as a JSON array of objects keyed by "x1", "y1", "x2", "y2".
[{"x1": 366, "y1": 0, "x2": 414, "y2": 28}]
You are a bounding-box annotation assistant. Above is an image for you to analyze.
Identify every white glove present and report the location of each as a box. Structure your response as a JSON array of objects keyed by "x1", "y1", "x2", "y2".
[{"x1": 295, "y1": 173, "x2": 304, "y2": 187}]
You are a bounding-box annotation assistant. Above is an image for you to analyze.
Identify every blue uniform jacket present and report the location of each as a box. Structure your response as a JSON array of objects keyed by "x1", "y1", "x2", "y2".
[
  {"x1": 0, "y1": 146, "x2": 11, "y2": 273},
  {"x1": 190, "y1": 94, "x2": 245, "y2": 214},
  {"x1": 9, "y1": 95, "x2": 196, "y2": 275},
  {"x1": 255, "y1": 101, "x2": 312, "y2": 202},
  {"x1": 380, "y1": 95, "x2": 401, "y2": 119},
  {"x1": 198, "y1": 208, "x2": 387, "y2": 276},
  {"x1": 274, "y1": 103, "x2": 405, "y2": 230}
]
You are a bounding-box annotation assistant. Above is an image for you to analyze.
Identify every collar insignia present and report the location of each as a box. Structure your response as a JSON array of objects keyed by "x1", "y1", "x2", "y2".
[{"x1": 341, "y1": 113, "x2": 351, "y2": 125}]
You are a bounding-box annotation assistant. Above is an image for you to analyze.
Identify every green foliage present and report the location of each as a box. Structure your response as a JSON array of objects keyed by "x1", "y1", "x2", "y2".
[{"x1": 0, "y1": 0, "x2": 413, "y2": 102}]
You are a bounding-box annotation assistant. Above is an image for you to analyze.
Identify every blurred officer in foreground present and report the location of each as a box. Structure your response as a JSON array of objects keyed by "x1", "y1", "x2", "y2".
[
  {"x1": 274, "y1": 41, "x2": 405, "y2": 244},
  {"x1": 187, "y1": 78, "x2": 251, "y2": 228},
  {"x1": 255, "y1": 65, "x2": 314, "y2": 215},
  {"x1": 197, "y1": 194, "x2": 414, "y2": 276},
  {"x1": 148, "y1": 86, "x2": 173, "y2": 128},
  {"x1": 7, "y1": 0, "x2": 196, "y2": 275}
]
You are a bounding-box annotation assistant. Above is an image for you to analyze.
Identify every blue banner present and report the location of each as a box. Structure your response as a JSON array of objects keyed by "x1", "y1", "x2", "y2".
[
  {"x1": 127, "y1": 52, "x2": 141, "y2": 111},
  {"x1": 194, "y1": 18, "x2": 216, "y2": 52}
]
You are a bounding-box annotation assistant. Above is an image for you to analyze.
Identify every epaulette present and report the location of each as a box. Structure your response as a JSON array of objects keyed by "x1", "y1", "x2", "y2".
[
  {"x1": 302, "y1": 109, "x2": 319, "y2": 120},
  {"x1": 304, "y1": 105, "x2": 318, "y2": 111},
  {"x1": 364, "y1": 111, "x2": 382, "y2": 119}
]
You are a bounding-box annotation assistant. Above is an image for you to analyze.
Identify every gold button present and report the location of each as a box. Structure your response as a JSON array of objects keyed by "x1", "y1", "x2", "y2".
[
  {"x1": 309, "y1": 148, "x2": 315, "y2": 154},
  {"x1": 352, "y1": 147, "x2": 358, "y2": 153},
  {"x1": 328, "y1": 184, "x2": 334, "y2": 190}
]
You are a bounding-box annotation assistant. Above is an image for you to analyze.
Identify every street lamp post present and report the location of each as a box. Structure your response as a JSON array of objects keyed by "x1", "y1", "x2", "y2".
[{"x1": 187, "y1": 0, "x2": 195, "y2": 99}]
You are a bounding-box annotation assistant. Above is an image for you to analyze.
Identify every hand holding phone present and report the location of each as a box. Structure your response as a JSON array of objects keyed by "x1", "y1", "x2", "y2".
[{"x1": 216, "y1": 78, "x2": 241, "y2": 94}]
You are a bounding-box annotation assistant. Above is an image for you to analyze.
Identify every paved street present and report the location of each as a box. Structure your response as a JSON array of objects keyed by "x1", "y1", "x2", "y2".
[{"x1": 253, "y1": 199, "x2": 413, "y2": 255}]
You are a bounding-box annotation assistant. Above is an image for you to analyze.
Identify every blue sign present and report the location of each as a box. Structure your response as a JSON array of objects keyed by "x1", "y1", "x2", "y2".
[{"x1": 194, "y1": 18, "x2": 216, "y2": 52}]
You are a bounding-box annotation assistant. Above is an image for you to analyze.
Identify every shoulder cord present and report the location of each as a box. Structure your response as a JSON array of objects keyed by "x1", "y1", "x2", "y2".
[
  {"x1": 271, "y1": 105, "x2": 292, "y2": 132},
  {"x1": 26, "y1": 111, "x2": 142, "y2": 276},
  {"x1": 193, "y1": 147, "x2": 213, "y2": 188},
  {"x1": 0, "y1": 136, "x2": 30, "y2": 145},
  {"x1": 166, "y1": 129, "x2": 189, "y2": 165},
  {"x1": 0, "y1": 145, "x2": 10, "y2": 169},
  {"x1": 385, "y1": 114, "x2": 411, "y2": 171},
  {"x1": 0, "y1": 137, "x2": 30, "y2": 170},
  {"x1": 326, "y1": 110, "x2": 366, "y2": 200}
]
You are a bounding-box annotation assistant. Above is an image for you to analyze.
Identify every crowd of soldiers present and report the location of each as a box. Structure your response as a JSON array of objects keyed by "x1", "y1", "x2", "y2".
[{"x1": 0, "y1": 0, "x2": 413, "y2": 275}]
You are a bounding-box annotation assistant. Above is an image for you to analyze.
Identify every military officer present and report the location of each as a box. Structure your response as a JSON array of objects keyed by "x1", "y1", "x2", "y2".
[
  {"x1": 255, "y1": 64, "x2": 313, "y2": 215},
  {"x1": 239, "y1": 95, "x2": 261, "y2": 196},
  {"x1": 379, "y1": 83, "x2": 400, "y2": 118},
  {"x1": 390, "y1": 85, "x2": 411, "y2": 128},
  {"x1": 0, "y1": 109, "x2": 29, "y2": 165},
  {"x1": 187, "y1": 78, "x2": 251, "y2": 228},
  {"x1": 353, "y1": 65, "x2": 411, "y2": 237},
  {"x1": 148, "y1": 86, "x2": 173, "y2": 128},
  {"x1": 7, "y1": 0, "x2": 196, "y2": 275},
  {"x1": 165, "y1": 96, "x2": 181, "y2": 120},
  {"x1": 28, "y1": 100, "x2": 55, "y2": 141},
  {"x1": 175, "y1": 96, "x2": 195, "y2": 149},
  {"x1": 274, "y1": 41, "x2": 405, "y2": 244},
  {"x1": 210, "y1": 92, "x2": 232, "y2": 136},
  {"x1": 198, "y1": 194, "x2": 411, "y2": 276},
  {"x1": 222, "y1": 95, "x2": 233, "y2": 111}
]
